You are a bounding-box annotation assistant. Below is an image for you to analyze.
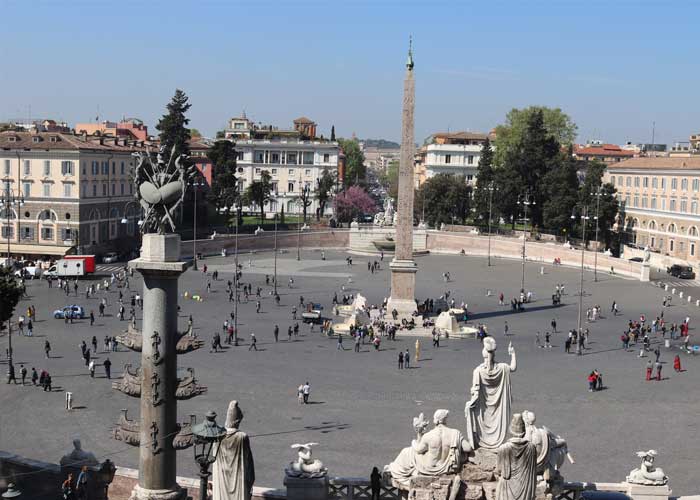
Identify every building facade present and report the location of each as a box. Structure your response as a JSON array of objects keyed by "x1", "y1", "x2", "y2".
[
  {"x1": 221, "y1": 115, "x2": 339, "y2": 218},
  {"x1": 0, "y1": 131, "x2": 143, "y2": 258},
  {"x1": 421, "y1": 132, "x2": 492, "y2": 185},
  {"x1": 75, "y1": 118, "x2": 149, "y2": 141},
  {"x1": 573, "y1": 142, "x2": 635, "y2": 164},
  {"x1": 605, "y1": 157, "x2": 700, "y2": 261}
]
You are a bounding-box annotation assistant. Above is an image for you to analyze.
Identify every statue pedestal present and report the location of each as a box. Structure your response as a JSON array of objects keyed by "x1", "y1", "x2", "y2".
[
  {"x1": 387, "y1": 259, "x2": 418, "y2": 315},
  {"x1": 284, "y1": 475, "x2": 328, "y2": 500},
  {"x1": 640, "y1": 263, "x2": 651, "y2": 282},
  {"x1": 626, "y1": 483, "x2": 671, "y2": 500}
]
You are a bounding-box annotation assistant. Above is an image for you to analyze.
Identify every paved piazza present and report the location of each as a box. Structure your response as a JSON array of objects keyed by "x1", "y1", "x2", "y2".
[{"x1": 1, "y1": 250, "x2": 698, "y2": 494}]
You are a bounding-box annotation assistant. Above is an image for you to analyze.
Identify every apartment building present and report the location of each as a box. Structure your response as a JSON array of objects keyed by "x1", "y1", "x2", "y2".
[
  {"x1": 605, "y1": 157, "x2": 700, "y2": 261},
  {"x1": 421, "y1": 131, "x2": 493, "y2": 185},
  {"x1": 0, "y1": 131, "x2": 144, "y2": 258}
]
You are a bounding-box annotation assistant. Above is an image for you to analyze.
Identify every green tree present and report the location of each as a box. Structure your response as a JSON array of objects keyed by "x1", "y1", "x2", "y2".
[
  {"x1": 207, "y1": 140, "x2": 239, "y2": 221},
  {"x1": 156, "y1": 89, "x2": 192, "y2": 161},
  {"x1": 493, "y1": 106, "x2": 577, "y2": 167},
  {"x1": 337, "y1": 138, "x2": 366, "y2": 186},
  {"x1": 578, "y1": 160, "x2": 619, "y2": 249},
  {"x1": 542, "y1": 147, "x2": 579, "y2": 236},
  {"x1": 0, "y1": 266, "x2": 23, "y2": 336},
  {"x1": 190, "y1": 128, "x2": 202, "y2": 138},
  {"x1": 472, "y1": 138, "x2": 495, "y2": 225},
  {"x1": 315, "y1": 169, "x2": 335, "y2": 221},
  {"x1": 244, "y1": 170, "x2": 273, "y2": 224},
  {"x1": 297, "y1": 184, "x2": 313, "y2": 222},
  {"x1": 417, "y1": 174, "x2": 471, "y2": 227}
]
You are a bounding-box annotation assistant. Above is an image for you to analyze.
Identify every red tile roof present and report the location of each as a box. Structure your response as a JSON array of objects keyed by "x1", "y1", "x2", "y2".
[{"x1": 574, "y1": 144, "x2": 634, "y2": 157}]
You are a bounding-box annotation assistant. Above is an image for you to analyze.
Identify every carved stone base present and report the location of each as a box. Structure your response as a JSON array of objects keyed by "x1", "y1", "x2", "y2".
[
  {"x1": 284, "y1": 475, "x2": 329, "y2": 500},
  {"x1": 626, "y1": 482, "x2": 672, "y2": 500},
  {"x1": 129, "y1": 484, "x2": 187, "y2": 500}
]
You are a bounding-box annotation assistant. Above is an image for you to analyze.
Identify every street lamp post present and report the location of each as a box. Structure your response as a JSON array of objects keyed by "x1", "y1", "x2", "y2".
[
  {"x1": 518, "y1": 192, "x2": 535, "y2": 292},
  {"x1": 572, "y1": 205, "x2": 590, "y2": 353},
  {"x1": 233, "y1": 197, "x2": 241, "y2": 346},
  {"x1": 592, "y1": 188, "x2": 602, "y2": 282},
  {"x1": 190, "y1": 178, "x2": 205, "y2": 270},
  {"x1": 192, "y1": 410, "x2": 227, "y2": 500},
  {"x1": 487, "y1": 183, "x2": 497, "y2": 267},
  {"x1": 273, "y1": 212, "x2": 278, "y2": 296}
]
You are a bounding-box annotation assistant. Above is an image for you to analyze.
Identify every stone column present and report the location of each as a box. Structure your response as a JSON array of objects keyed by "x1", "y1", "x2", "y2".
[
  {"x1": 130, "y1": 233, "x2": 187, "y2": 500},
  {"x1": 388, "y1": 42, "x2": 418, "y2": 315}
]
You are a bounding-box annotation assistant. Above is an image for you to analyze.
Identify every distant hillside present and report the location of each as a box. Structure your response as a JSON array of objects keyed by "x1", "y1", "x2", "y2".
[{"x1": 363, "y1": 139, "x2": 400, "y2": 149}]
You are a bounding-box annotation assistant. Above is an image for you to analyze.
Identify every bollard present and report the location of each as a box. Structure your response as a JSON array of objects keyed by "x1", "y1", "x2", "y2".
[
  {"x1": 672, "y1": 288, "x2": 676, "y2": 294},
  {"x1": 688, "y1": 295, "x2": 692, "y2": 303},
  {"x1": 65, "y1": 392, "x2": 73, "y2": 411},
  {"x1": 696, "y1": 300, "x2": 700, "y2": 307},
  {"x1": 665, "y1": 284, "x2": 669, "y2": 291},
  {"x1": 680, "y1": 291, "x2": 684, "y2": 298}
]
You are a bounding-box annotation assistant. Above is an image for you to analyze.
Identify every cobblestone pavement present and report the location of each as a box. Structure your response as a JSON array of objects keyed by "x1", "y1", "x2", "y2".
[{"x1": 1, "y1": 250, "x2": 698, "y2": 494}]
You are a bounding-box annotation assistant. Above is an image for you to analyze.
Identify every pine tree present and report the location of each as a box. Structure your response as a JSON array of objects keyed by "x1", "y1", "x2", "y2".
[
  {"x1": 330, "y1": 125, "x2": 336, "y2": 141},
  {"x1": 542, "y1": 147, "x2": 579, "y2": 236},
  {"x1": 156, "y1": 89, "x2": 192, "y2": 160}
]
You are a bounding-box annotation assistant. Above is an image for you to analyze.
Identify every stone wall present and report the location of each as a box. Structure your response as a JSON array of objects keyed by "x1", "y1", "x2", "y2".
[
  {"x1": 181, "y1": 229, "x2": 350, "y2": 259},
  {"x1": 348, "y1": 225, "x2": 428, "y2": 253},
  {"x1": 0, "y1": 451, "x2": 62, "y2": 499}
]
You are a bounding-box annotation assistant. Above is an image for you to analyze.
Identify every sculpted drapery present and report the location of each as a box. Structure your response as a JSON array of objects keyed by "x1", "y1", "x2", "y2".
[
  {"x1": 212, "y1": 401, "x2": 255, "y2": 500},
  {"x1": 496, "y1": 414, "x2": 538, "y2": 500}
]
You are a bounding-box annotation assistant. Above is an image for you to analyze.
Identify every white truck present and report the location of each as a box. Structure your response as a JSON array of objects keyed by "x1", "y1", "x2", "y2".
[{"x1": 44, "y1": 259, "x2": 86, "y2": 278}]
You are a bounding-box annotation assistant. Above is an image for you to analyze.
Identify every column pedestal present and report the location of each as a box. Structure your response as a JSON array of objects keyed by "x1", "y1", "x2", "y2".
[
  {"x1": 640, "y1": 263, "x2": 651, "y2": 282},
  {"x1": 284, "y1": 476, "x2": 329, "y2": 500},
  {"x1": 387, "y1": 259, "x2": 417, "y2": 314}
]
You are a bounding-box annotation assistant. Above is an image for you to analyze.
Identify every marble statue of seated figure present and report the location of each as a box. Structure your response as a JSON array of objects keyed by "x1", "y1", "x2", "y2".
[
  {"x1": 627, "y1": 450, "x2": 668, "y2": 486},
  {"x1": 386, "y1": 410, "x2": 471, "y2": 489},
  {"x1": 286, "y1": 443, "x2": 327, "y2": 478}
]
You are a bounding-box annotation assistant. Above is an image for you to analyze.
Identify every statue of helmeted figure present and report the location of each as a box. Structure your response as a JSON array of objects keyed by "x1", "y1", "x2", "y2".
[
  {"x1": 212, "y1": 401, "x2": 255, "y2": 500},
  {"x1": 522, "y1": 411, "x2": 573, "y2": 482},
  {"x1": 496, "y1": 414, "x2": 538, "y2": 500},
  {"x1": 465, "y1": 337, "x2": 517, "y2": 450},
  {"x1": 386, "y1": 409, "x2": 471, "y2": 489}
]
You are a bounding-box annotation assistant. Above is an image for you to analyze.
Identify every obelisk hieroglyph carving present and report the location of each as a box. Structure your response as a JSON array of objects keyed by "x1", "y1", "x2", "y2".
[{"x1": 388, "y1": 38, "x2": 418, "y2": 315}]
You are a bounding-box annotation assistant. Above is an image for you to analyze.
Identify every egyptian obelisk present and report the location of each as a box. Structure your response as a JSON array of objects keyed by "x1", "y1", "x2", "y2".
[{"x1": 387, "y1": 39, "x2": 418, "y2": 315}]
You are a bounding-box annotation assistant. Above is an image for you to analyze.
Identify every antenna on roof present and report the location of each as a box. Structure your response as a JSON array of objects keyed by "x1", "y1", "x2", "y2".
[{"x1": 650, "y1": 121, "x2": 656, "y2": 157}]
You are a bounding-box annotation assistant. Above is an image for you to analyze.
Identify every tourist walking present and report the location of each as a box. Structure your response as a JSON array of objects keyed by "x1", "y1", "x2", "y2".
[
  {"x1": 398, "y1": 351, "x2": 404, "y2": 369},
  {"x1": 673, "y1": 354, "x2": 682, "y2": 372},
  {"x1": 249, "y1": 333, "x2": 258, "y2": 351},
  {"x1": 337, "y1": 333, "x2": 344, "y2": 350},
  {"x1": 20, "y1": 364, "x2": 27, "y2": 385},
  {"x1": 655, "y1": 361, "x2": 663, "y2": 381},
  {"x1": 103, "y1": 358, "x2": 112, "y2": 379},
  {"x1": 404, "y1": 349, "x2": 410, "y2": 368},
  {"x1": 645, "y1": 360, "x2": 653, "y2": 381},
  {"x1": 45, "y1": 340, "x2": 52, "y2": 359},
  {"x1": 274, "y1": 325, "x2": 279, "y2": 342},
  {"x1": 302, "y1": 381, "x2": 310, "y2": 404}
]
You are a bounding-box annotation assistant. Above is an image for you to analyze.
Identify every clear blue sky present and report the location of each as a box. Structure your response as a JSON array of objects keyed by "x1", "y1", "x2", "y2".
[{"x1": 2, "y1": 0, "x2": 699, "y2": 146}]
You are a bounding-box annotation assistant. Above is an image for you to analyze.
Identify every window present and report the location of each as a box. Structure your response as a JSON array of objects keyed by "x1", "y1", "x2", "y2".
[
  {"x1": 693, "y1": 201, "x2": 698, "y2": 214},
  {"x1": 652, "y1": 177, "x2": 658, "y2": 188},
  {"x1": 121, "y1": 161, "x2": 125, "y2": 175},
  {"x1": 62, "y1": 228, "x2": 73, "y2": 241},
  {"x1": 43, "y1": 184, "x2": 51, "y2": 197},
  {"x1": 610, "y1": 177, "x2": 616, "y2": 186},
  {"x1": 82, "y1": 162, "x2": 86, "y2": 175},
  {"x1": 681, "y1": 199, "x2": 688, "y2": 212},
  {"x1": 22, "y1": 182, "x2": 30, "y2": 197},
  {"x1": 692, "y1": 243, "x2": 696, "y2": 257},
  {"x1": 3, "y1": 159, "x2": 9, "y2": 175},
  {"x1": 694, "y1": 179, "x2": 700, "y2": 191},
  {"x1": 92, "y1": 184, "x2": 97, "y2": 197},
  {"x1": 445, "y1": 154, "x2": 451, "y2": 164},
  {"x1": 288, "y1": 182, "x2": 294, "y2": 192},
  {"x1": 270, "y1": 153, "x2": 280, "y2": 164},
  {"x1": 670, "y1": 240, "x2": 675, "y2": 252},
  {"x1": 44, "y1": 160, "x2": 51, "y2": 176},
  {"x1": 302, "y1": 152, "x2": 314, "y2": 165},
  {"x1": 102, "y1": 183, "x2": 107, "y2": 196},
  {"x1": 467, "y1": 155, "x2": 474, "y2": 165},
  {"x1": 626, "y1": 177, "x2": 631, "y2": 187},
  {"x1": 671, "y1": 178, "x2": 678, "y2": 190},
  {"x1": 271, "y1": 181, "x2": 278, "y2": 194},
  {"x1": 61, "y1": 161, "x2": 74, "y2": 175},
  {"x1": 625, "y1": 194, "x2": 630, "y2": 206},
  {"x1": 23, "y1": 160, "x2": 30, "y2": 175},
  {"x1": 255, "y1": 168, "x2": 261, "y2": 174},
  {"x1": 129, "y1": 184, "x2": 133, "y2": 194},
  {"x1": 682, "y1": 178, "x2": 688, "y2": 190},
  {"x1": 287, "y1": 153, "x2": 297, "y2": 165},
  {"x1": 467, "y1": 174, "x2": 474, "y2": 182},
  {"x1": 92, "y1": 161, "x2": 98, "y2": 175},
  {"x1": 111, "y1": 183, "x2": 116, "y2": 195},
  {"x1": 64, "y1": 184, "x2": 72, "y2": 197},
  {"x1": 651, "y1": 237, "x2": 656, "y2": 247},
  {"x1": 670, "y1": 199, "x2": 676, "y2": 211},
  {"x1": 323, "y1": 153, "x2": 330, "y2": 163},
  {"x1": 651, "y1": 197, "x2": 657, "y2": 209},
  {"x1": 288, "y1": 169, "x2": 294, "y2": 175},
  {"x1": 633, "y1": 196, "x2": 639, "y2": 207},
  {"x1": 661, "y1": 178, "x2": 667, "y2": 189},
  {"x1": 617, "y1": 176, "x2": 623, "y2": 186},
  {"x1": 643, "y1": 177, "x2": 648, "y2": 188},
  {"x1": 1, "y1": 226, "x2": 14, "y2": 238},
  {"x1": 642, "y1": 197, "x2": 648, "y2": 208},
  {"x1": 633, "y1": 177, "x2": 639, "y2": 187},
  {"x1": 102, "y1": 161, "x2": 109, "y2": 175},
  {"x1": 271, "y1": 169, "x2": 277, "y2": 175},
  {"x1": 120, "y1": 183, "x2": 125, "y2": 195},
  {"x1": 21, "y1": 227, "x2": 33, "y2": 240},
  {"x1": 41, "y1": 227, "x2": 54, "y2": 240},
  {"x1": 112, "y1": 162, "x2": 116, "y2": 175},
  {"x1": 237, "y1": 151, "x2": 244, "y2": 161},
  {"x1": 305, "y1": 169, "x2": 311, "y2": 176},
  {"x1": 253, "y1": 151, "x2": 265, "y2": 163}
]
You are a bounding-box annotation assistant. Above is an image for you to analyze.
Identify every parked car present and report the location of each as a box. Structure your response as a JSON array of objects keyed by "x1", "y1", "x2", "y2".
[
  {"x1": 667, "y1": 264, "x2": 695, "y2": 279},
  {"x1": 14, "y1": 266, "x2": 42, "y2": 279},
  {"x1": 628, "y1": 257, "x2": 644, "y2": 263},
  {"x1": 102, "y1": 252, "x2": 120, "y2": 264},
  {"x1": 53, "y1": 305, "x2": 86, "y2": 319}
]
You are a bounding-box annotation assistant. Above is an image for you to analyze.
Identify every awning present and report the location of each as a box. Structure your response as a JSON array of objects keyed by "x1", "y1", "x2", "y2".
[{"x1": 4, "y1": 244, "x2": 71, "y2": 256}]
